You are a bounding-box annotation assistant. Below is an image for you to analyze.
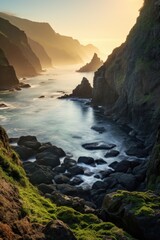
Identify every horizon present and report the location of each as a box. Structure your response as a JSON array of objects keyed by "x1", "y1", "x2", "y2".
[{"x1": 0, "y1": 0, "x2": 143, "y2": 60}]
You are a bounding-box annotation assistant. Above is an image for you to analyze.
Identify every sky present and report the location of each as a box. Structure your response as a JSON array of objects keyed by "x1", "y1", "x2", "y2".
[{"x1": 0, "y1": 0, "x2": 143, "y2": 59}]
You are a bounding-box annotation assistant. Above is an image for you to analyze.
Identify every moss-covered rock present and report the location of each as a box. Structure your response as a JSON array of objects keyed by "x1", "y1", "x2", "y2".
[{"x1": 102, "y1": 190, "x2": 160, "y2": 240}]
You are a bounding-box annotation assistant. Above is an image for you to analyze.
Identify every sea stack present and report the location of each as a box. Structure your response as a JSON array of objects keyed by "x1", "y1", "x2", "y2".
[{"x1": 77, "y1": 53, "x2": 103, "y2": 72}]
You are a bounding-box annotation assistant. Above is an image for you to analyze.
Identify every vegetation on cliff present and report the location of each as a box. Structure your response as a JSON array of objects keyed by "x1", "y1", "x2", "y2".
[{"x1": 93, "y1": 0, "x2": 160, "y2": 143}]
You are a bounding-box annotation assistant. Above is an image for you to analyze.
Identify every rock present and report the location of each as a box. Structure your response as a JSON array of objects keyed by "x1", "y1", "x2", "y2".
[
  {"x1": 35, "y1": 154, "x2": 60, "y2": 168},
  {"x1": 95, "y1": 159, "x2": 106, "y2": 165},
  {"x1": 38, "y1": 144, "x2": 65, "y2": 158},
  {"x1": 125, "y1": 146, "x2": 149, "y2": 158},
  {"x1": 82, "y1": 142, "x2": 116, "y2": 150},
  {"x1": 111, "y1": 159, "x2": 142, "y2": 173},
  {"x1": 23, "y1": 162, "x2": 54, "y2": 185},
  {"x1": 92, "y1": 181, "x2": 108, "y2": 190},
  {"x1": 54, "y1": 174, "x2": 70, "y2": 184},
  {"x1": 70, "y1": 77, "x2": 92, "y2": 98},
  {"x1": 109, "y1": 172, "x2": 137, "y2": 191},
  {"x1": 70, "y1": 177, "x2": 83, "y2": 186},
  {"x1": 44, "y1": 220, "x2": 77, "y2": 240},
  {"x1": 12, "y1": 145, "x2": 35, "y2": 161},
  {"x1": 62, "y1": 158, "x2": 76, "y2": 169},
  {"x1": 104, "y1": 150, "x2": 120, "y2": 158},
  {"x1": 19, "y1": 82, "x2": 31, "y2": 88},
  {"x1": 91, "y1": 125, "x2": 106, "y2": 133},
  {"x1": 78, "y1": 156, "x2": 95, "y2": 165},
  {"x1": 68, "y1": 166, "x2": 84, "y2": 176},
  {"x1": 52, "y1": 166, "x2": 66, "y2": 174},
  {"x1": 56, "y1": 184, "x2": 78, "y2": 196},
  {"x1": 38, "y1": 183, "x2": 56, "y2": 194},
  {"x1": 77, "y1": 53, "x2": 103, "y2": 72},
  {"x1": 102, "y1": 191, "x2": 160, "y2": 240},
  {"x1": 0, "y1": 103, "x2": 8, "y2": 108},
  {"x1": 109, "y1": 161, "x2": 118, "y2": 169},
  {"x1": 100, "y1": 169, "x2": 113, "y2": 179},
  {"x1": 17, "y1": 136, "x2": 41, "y2": 150},
  {"x1": 39, "y1": 95, "x2": 45, "y2": 98}
]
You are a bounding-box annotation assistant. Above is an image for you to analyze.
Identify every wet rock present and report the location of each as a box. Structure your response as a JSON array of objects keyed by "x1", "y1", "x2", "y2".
[
  {"x1": 100, "y1": 169, "x2": 113, "y2": 179},
  {"x1": 104, "y1": 150, "x2": 120, "y2": 158},
  {"x1": 38, "y1": 144, "x2": 65, "y2": 158},
  {"x1": 56, "y1": 184, "x2": 78, "y2": 196},
  {"x1": 125, "y1": 146, "x2": 148, "y2": 158},
  {"x1": 35, "y1": 154, "x2": 60, "y2": 168},
  {"x1": 54, "y1": 174, "x2": 70, "y2": 184},
  {"x1": 92, "y1": 181, "x2": 108, "y2": 190},
  {"x1": 17, "y1": 135, "x2": 41, "y2": 150},
  {"x1": 44, "y1": 220, "x2": 77, "y2": 240},
  {"x1": 62, "y1": 158, "x2": 76, "y2": 169},
  {"x1": 109, "y1": 172, "x2": 137, "y2": 191},
  {"x1": 12, "y1": 145, "x2": 35, "y2": 161},
  {"x1": 111, "y1": 159, "x2": 142, "y2": 173},
  {"x1": 52, "y1": 166, "x2": 66, "y2": 174},
  {"x1": 68, "y1": 165, "x2": 84, "y2": 176},
  {"x1": 95, "y1": 159, "x2": 106, "y2": 165},
  {"x1": 0, "y1": 103, "x2": 8, "y2": 108},
  {"x1": 19, "y1": 82, "x2": 31, "y2": 88},
  {"x1": 39, "y1": 95, "x2": 45, "y2": 98},
  {"x1": 91, "y1": 125, "x2": 106, "y2": 133},
  {"x1": 78, "y1": 156, "x2": 95, "y2": 165},
  {"x1": 82, "y1": 142, "x2": 116, "y2": 150},
  {"x1": 70, "y1": 177, "x2": 83, "y2": 186}
]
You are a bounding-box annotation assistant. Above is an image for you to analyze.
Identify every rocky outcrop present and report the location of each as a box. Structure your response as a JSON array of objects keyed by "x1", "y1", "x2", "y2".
[
  {"x1": 71, "y1": 77, "x2": 92, "y2": 98},
  {"x1": 92, "y1": 0, "x2": 160, "y2": 145},
  {"x1": 77, "y1": 53, "x2": 103, "y2": 72},
  {"x1": 0, "y1": 48, "x2": 19, "y2": 90},
  {"x1": 0, "y1": 12, "x2": 99, "y2": 65},
  {"x1": 0, "y1": 17, "x2": 42, "y2": 77}
]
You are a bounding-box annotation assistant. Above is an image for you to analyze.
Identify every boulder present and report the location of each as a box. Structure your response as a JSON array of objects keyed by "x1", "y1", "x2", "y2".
[
  {"x1": 62, "y1": 158, "x2": 76, "y2": 169},
  {"x1": 56, "y1": 184, "x2": 78, "y2": 196},
  {"x1": 125, "y1": 146, "x2": 148, "y2": 158},
  {"x1": 104, "y1": 150, "x2": 120, "y2": 158},
  {"x1": 102, "y1": 191, "x2": 160, "y2": 240},
  {"x1": 44, "y1": 220, "x2": 77, "y2": 240},
  {"x1": 68, "y1": 166, "x2": 84, "y2": 176},
  {"x1": 78, "y1": 156, "x2": 95, "y2": 165},
  {"x1": 38, "y1": 144, "x2": 65, "y2": 158},
  {"x1": 91, "y1": 125, "x2": 106, "y2": 133},
  {"x1": 82, "y1": 142, "x2": 116, "y2": 150},
  {"x1": 12, "y1": 145, "x2": 35, "y2": 161},
  {"x1": 69, "y1": 177, "x2": 83, "y2": 186},
  {"x1": 54, "y1": 174, "x2": 70, "y2": 184},
  {"x1": 38, "y1": 183, "x2": 56, "y2": 194},
  {"x1": 23, "y1": 162, "x2": 54, "y2": 185},
  {"x1": 35, "y1": 154, "x2": 60, "y2": 168},
  {"x1": 95, "y1": 159, "x2": 106, "y2": 165}
]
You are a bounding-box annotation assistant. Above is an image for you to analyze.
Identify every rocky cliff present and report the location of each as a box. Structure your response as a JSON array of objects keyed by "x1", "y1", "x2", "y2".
[
  {"x1": 28, "y1": 38, "x2": 52, "y2": 68},
  {"x1": 0, "y1": 17, "x2": 42, "y2": 77},
  {"x1": 92, "y1": 0, "x2": 160, "y2": 145},
  {"x1": 0, "y1": 48, "x2": 19, "y2": 90},
  {"x1": 0, "y1": 12, "x2": 99, "y2": 65},
  {"x1": 77, "y1": 53, "x2": 103, "y2": 72}
]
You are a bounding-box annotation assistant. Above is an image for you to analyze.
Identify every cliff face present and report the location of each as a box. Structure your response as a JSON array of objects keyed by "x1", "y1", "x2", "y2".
[
  {"x1": 0, "y1": 17, "x2": 42, "y2": 77},
  {"x1": 93, "y1": 0, "x2": 160, "y2": 143},
  {"x1": 0, "y1": 13, "x2": 99, "y2": 65},
  {"x1": 0, "y1": 48, "x2": 19, "y2": 90},
  {"x1": 28, "y1": 38, "x2": 52, "y2": 68}
]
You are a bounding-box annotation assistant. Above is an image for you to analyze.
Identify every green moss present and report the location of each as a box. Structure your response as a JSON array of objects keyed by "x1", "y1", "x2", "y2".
[{"x1": 112, "y1": 190, "x2": 160, "y2": 217}]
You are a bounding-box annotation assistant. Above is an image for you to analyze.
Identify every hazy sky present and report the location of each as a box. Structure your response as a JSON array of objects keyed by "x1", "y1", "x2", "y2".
[{"x1": 0, "y1": 0, "x2": 143, "y2": 58}]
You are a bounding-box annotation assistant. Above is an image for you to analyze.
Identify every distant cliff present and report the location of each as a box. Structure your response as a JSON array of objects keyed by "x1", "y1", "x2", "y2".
[
  {"x1": 93, "y1": 0, "x2": 160, "y2": 144},
  {"x1": 0, "y1": 13, "x2": 99, "y2": 65},
  {"x1": 77, "y1": 53, "x2": 103, "y2": 72},
  {"x1": 28, "y1": 38, "x2": 52, "y2": 68},
  {"x1": 0, "y1": 17, "x2": 42, "y2": 77},
  {"x1": 0, "y1": 48, "x2": 19, "y2": 90}
]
